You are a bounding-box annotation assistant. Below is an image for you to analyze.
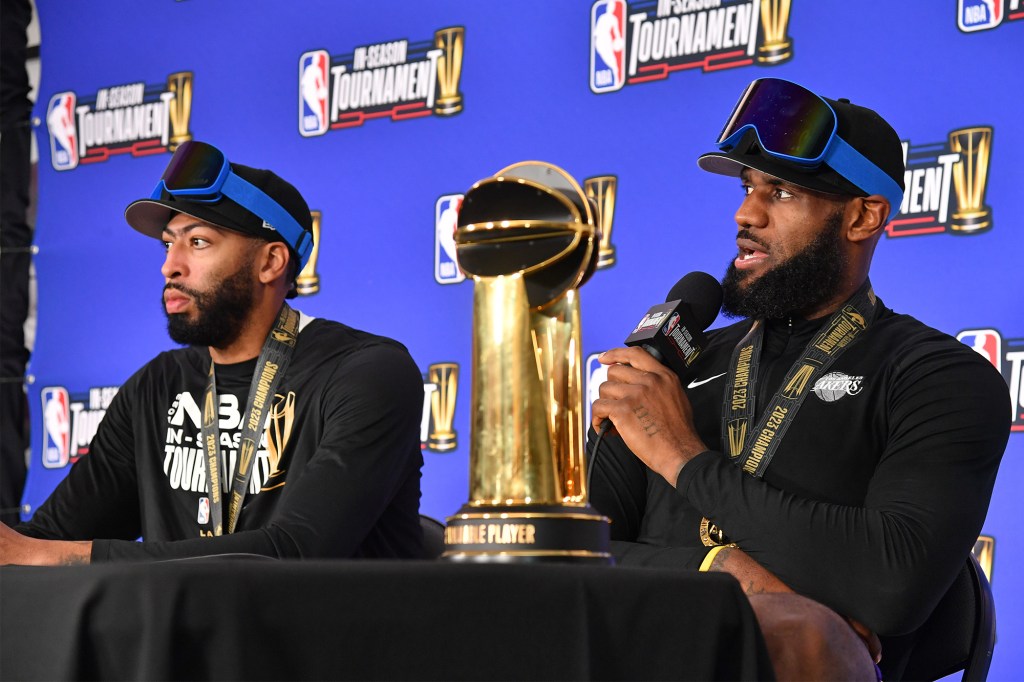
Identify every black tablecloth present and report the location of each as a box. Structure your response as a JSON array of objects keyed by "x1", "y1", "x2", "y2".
[{"x1": 0, "y1": 559, "x2": 774, "y2": 681}]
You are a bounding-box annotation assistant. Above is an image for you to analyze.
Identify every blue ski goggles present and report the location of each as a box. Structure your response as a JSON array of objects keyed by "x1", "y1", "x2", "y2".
[
  {"x1": 716, "y1": 78, "x2": 904, "y2": 219},
  {"x1": 151, "y1": 141, "x2": 313, "y2": 269}
]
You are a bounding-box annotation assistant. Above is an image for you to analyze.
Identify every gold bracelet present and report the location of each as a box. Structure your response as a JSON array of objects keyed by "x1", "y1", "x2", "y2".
[{"x1": 699, "y1": 543, "x2": 739, "y2": 572}]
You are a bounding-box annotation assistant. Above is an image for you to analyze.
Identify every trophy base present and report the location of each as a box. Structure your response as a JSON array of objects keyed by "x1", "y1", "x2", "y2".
[
  {"x1": 756, "y1": 42, "x2": 792, "y2": 65},
  {"x1": 168, "y1": 135, "x2": 192, "y2": 153},
  {"x1": 434, "y1": 98, "x2": 463, "y2": 116},
  {"x1": 427, "y1": 437, "x2": 457, "y2": 452},
  {"x1": 442, "y1": 503, "x2": 613, "y2": 565},
  {"x1": 950, "y1": 208, "x2": 992, "y2": 234},
  {"x1": 295, "y1": 278, "x2": 320, "y2": 296}
]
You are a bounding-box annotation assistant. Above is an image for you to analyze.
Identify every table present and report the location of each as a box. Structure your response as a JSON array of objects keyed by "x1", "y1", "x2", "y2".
[{"x1": 0, "y1": 559, "x2": 774, "y2": 680}]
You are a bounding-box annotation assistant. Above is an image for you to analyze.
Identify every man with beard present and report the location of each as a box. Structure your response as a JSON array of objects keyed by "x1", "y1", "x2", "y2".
[
  {"x1": 1, "y1": 141, "x2": 424, "y2": 563},
  {"x1": 588, "y1": 79, "x2": 1009, "y2": 680}
]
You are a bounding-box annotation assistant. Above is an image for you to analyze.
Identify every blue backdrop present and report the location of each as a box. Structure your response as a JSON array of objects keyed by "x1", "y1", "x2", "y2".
[{"x1": 23, "y1": 1, "x2": 1023, "y2": 677}]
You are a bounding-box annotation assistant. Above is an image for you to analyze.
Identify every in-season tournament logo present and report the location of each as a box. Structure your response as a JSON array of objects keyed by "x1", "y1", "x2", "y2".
[
  {"x1": 422, "y1": 363, "x2": 459, "y2": 452},
  {"x1": 957, "y1": 328, "x2": 1024, "y2": 432},
  {"x1": 589, "y1": 0, "x2": 792, "y2": 94},
  {"x1": 299, "y1": 26, "x2": 464, "y2": 134},
  {"x1": 295, "y1": 210, "x2": 324, "y2": 296},
  {"x1": 957, "y1": 0, "x2": 1024, "y2": 32},
  {"x1": 434, "y1": 175, "x2": 618, "y2": 285},
  {"x1": 46, "y1": 72, "x2": 193, "y2": 171},
  {"x1": 40, "y1": 385, "x2": 119, "y2": 469},
  {"x1": 886, "y1": 126, "x2": 995, "y2": 237},
  {"x1": 162, "y1": 390, "x2": 296, "y2": 497}
]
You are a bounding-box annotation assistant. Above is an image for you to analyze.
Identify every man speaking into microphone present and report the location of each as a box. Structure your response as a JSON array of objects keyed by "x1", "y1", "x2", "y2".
[{"x1": 588, "y1": 78, "x2": 1009, "y2": 681}]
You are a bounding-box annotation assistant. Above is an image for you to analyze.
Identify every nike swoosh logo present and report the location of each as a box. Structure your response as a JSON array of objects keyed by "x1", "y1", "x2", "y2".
[{"x1": 687, "y1": 372, "x2": 727, "y2": 389}]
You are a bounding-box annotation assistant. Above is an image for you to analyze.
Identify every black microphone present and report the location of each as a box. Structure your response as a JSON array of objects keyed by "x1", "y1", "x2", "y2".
[
  {"x1": 623, "y1": 271, "x2": 723, "y2": 377},
  {"x1": 588, "y1": 272, "x2": 723, "y2": 489}
]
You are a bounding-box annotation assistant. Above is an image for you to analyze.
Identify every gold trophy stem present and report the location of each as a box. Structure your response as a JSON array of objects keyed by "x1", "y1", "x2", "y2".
[
  {"x1": 531, "y1": 292, "x2": 587, "y2": 505},
  {"x1": 469, "y1": 274, "x2": 559, "y2": 505}
]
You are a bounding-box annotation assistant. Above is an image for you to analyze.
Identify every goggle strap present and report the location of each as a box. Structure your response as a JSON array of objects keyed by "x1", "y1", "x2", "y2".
[
  {"x1": 824, "y1": 137, "x2": 904, "y2": 222},
  {"x1": 221, "y1": 174, "x2": 314, "y2": 266}
]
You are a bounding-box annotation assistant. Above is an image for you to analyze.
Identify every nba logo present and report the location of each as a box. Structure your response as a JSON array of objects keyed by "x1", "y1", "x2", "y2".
[
  {"x1": 299, "y1": 50, "x2": 330, "y2": 137},
  {"x1": 434, "y1": 194, "x2": 465, "y2": 284},
  {"x1": 41, "y1": 386, "x2": 71, "y2": 469},
  {"x1": 585, "y1": 353, "x2": 610, "y2": 431},
  {"x1": 663, "y1": 313, "x2": 681, "y2": 337},
  {"x1": 590, "y1": 0, "x2": 627, "y2": 93},
  {"x1": 46, "y1": 92, "x2": 79, "y2": 171},
  {"x1": 956, "y1": 328, "x2": 1002, "y2": 370},
  {"x1": 197, "y1": 497, "x2": 210, "y2": 525},
  {"x1": 958, "y1": 0, "x2": 1003, "y2": 31}
]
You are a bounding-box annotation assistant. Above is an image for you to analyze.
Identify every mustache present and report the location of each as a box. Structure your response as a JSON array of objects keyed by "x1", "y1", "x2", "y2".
[
  {"x1": 163, "y1": 283, "x2": 208, "y2": 314},
  {"x1": 164, "y1": 282, "x2": 203, "y2": 299},
  {"x1": 736, "y1": 229, "x2": 769, "y2": 250}
]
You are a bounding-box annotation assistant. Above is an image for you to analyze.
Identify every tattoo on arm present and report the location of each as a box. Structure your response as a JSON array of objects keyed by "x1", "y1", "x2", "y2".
[
  {"x1": 709, "y1": 545, "x2": 734, "y2": 572},
  {"x1": 743, "y1": 580, "x2": 767, "y2": 595},
  {"x1": 59, "y1": 541, "x2": 92, "y2": 566},
  {"x1": 632, "y1": 406, "x2": 660, "y2": 436}
]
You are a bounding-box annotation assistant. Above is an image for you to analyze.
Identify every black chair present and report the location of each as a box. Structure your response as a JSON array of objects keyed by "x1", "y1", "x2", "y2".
[
  {"x1": 900, "y1": 553, "x2": 996, "y2": 681},
  {"x1": 419, "y1": 514, "x2": 446, "y2": 560}
]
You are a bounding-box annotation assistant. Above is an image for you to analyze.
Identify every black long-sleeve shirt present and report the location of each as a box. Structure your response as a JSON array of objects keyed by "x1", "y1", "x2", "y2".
[
  {"x1": 19, "y1": 314, "x2": 425, "y2": 561},
  {"x1": 589, "y1": 301, "x2": 1009, "y2": 643}
]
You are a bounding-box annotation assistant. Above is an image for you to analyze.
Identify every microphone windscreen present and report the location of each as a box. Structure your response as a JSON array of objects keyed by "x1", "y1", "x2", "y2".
[{"x1": 665, "y1": 272, "x2": 723, "y2": 331}]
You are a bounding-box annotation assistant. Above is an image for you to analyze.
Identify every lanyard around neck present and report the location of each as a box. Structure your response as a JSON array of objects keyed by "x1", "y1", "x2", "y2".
[
  {"x1": 720, "y1": 281, "x2": 879, "y2": 478},
  {"x1": 200, "y1": 304, "x2": 300, "y2": 535}
]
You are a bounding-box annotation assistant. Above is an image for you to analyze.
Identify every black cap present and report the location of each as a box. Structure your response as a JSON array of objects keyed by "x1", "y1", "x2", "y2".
[
  {"x1": 125, "y1": 162, "x2": 314, "y2": 265},
  {"x1": 698, "y1": 95, "x2": 905, "y2": 199}
]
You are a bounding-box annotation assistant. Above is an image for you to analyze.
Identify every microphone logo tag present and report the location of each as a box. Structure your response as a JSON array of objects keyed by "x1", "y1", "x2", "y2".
[{"x1": 632, "y1": 310, "x2": 669, "y2": 334}]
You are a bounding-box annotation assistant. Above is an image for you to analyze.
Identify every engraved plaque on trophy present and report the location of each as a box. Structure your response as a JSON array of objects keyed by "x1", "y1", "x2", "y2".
[{"x1": 442, "y1": 161, "x2": 611, "y2": 564}]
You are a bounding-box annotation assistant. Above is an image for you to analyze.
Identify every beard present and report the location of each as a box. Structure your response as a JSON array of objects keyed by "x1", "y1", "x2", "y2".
[
  {"x1": 164, "y1": 259, "x2": 256, "y2": 349},
  {"x1": 722, "y1": 209, "x2": 847, "y2": 320}
]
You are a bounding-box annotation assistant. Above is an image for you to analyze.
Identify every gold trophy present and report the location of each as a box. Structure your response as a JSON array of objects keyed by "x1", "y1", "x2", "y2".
[
  {"x1": 584, "y1": 175, "x2": 617, "y2": 269},
  {"x1": 757, "y1": 0, "x2": 793, "y2": 64},
  {"x1": 296, "y1": 210, "x2": 322, "y2": 296},
  {"x1": 949, "y1": 126, "x2": 994, "y2": 234},
  {"x1": 434, "y1": 27, "x2": 464, "y2": 116},
  {"x1": 428, "y1": 362, "x2": 459, "y2": 452},
  {"x1": 442, "y1": 161, "x2": 611, "y2": 564},
  {"x1": 166, "y1": 72, "x2": 194, "y2": 152}
]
